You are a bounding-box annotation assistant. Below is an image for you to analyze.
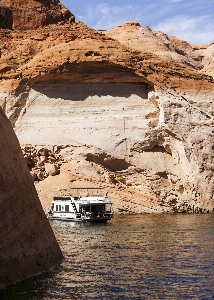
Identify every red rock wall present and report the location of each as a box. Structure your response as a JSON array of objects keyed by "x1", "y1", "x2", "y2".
[
  {"x1": 0, "y1": 107, "x2": 63, "y2": 289},
  {"x1": 0, "y1": 0, "x2": 75, "y2": 29}
]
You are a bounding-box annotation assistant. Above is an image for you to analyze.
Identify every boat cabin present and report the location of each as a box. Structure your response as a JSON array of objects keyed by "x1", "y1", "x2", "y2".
[{"x1": 48, "y1": 189, "x2": 113, "y2": 222}]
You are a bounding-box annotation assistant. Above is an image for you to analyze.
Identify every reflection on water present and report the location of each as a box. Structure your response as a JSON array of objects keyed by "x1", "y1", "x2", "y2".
[{"x1": 1, "y1": 214, "x2": 214, "y2": 299}]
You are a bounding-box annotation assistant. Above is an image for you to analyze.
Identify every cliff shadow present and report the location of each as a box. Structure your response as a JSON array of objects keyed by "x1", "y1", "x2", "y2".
[{"x1": 32, "y1": 82, "x2": 152, "y2": 101}]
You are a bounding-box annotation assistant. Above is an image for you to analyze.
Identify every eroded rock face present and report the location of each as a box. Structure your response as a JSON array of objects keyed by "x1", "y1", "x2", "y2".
[
  {"x1": 0, "y1": 0, "x2": 75, "y2": 30},
  {"x1": 22, "y1": 145, "x2": 64, "y2": 181},
  {"x1": 0, "y1": 15, "x2": 213, "y2": 213},
  {"x1": 0, "y1": 107, "x2": 62, "y2": 289},
  {"x1": 11, "y1": 77, "x2": 214, "y2": 212},
  {"x1": 106, "y1": 21, "x2": 214, "y2": 75}
]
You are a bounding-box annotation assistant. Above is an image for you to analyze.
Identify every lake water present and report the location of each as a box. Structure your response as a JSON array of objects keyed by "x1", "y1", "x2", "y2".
[{"x1": 1, "y1": 214, "x2": 214, "y2": 299}]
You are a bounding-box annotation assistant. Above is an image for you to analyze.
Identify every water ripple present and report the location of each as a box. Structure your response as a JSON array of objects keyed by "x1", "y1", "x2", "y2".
[{"x1": 1, "y1": 214, "x2": 214, "y2": 299}]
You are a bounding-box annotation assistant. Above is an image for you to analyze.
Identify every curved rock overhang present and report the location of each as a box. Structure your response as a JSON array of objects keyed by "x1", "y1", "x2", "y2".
[
  {"x1": 9, "y1": 61, "x2": 155, "y2": 148},
  {"x1": 29, "y1": 61, "x2": 154, "y2": 86}
]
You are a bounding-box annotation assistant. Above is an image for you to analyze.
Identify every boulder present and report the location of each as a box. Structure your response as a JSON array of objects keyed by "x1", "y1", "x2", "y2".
[
  {"x1": 36, "y1": 170, "x2": 46, "y2": 180},
  {"x1": 37, "y1": 155, "x2": 48, "y2": 167},
  {"x1": 45, "y1": 163, "x2": 58, "y2": 176}
]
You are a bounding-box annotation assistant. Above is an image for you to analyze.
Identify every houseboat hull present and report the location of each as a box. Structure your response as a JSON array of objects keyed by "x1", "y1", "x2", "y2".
[
  {"x1": 48, "y1": 192, "x2": 113, "y2": 223},
  {"x1": 48, "y1": 214, "x2": 112, "y2": 223},
  {"x1": 48, "y1": 215, "x2": 83, "y2": 222}
]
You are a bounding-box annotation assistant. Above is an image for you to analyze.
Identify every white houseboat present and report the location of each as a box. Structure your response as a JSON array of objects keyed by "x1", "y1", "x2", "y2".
[{"x1": 48, "y1": 188, "x2": 113, "y2": 222}]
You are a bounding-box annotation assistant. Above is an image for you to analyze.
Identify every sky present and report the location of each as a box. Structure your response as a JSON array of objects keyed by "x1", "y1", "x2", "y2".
[{"x1": 60, "y1": 0, "x2": 214, "y2": 44}]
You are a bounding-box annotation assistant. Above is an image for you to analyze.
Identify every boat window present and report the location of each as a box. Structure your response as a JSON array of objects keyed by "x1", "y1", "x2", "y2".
[
  {"x1": 65, "y1": 205, "x2": 69, "y2": 212},
  {"x1": 94, "y1": 205, "x2": 105, "y2": 212},
  {"x1": 56, "y1": 205, "x2": 58, "y2": 211},
  {"x1": 59, "y1": 205, "x2": 61, "y2": 211},
  {"x1": 85, "y1": 206, "x2": 91, "y2": 212}
]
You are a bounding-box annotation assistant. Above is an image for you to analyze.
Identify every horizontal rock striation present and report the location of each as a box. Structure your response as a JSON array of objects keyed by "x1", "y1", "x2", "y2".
[
  {"x1": 0, "y1": 107, "x2": 63, "y2": 289},
  {"x1": 0, "y1": 13, "x2": 213, "y2": 213}
]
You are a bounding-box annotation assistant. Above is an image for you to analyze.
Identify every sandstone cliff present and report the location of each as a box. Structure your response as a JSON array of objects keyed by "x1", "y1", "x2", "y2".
[
  {"x1": 0, "y1": 5, "x2": 213, "y2": 214},
  {"x1": 0, "y1": 107, "x2": 63, "y2": 289},
  {"x1": 0, "y1": 0, "x2": 74, "y2": 30},
  {"x1": 106, "y1": 22, "x2": 214, "y2": 75}
]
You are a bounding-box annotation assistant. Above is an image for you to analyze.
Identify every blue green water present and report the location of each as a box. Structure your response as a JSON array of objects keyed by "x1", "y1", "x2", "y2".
[{"x1": 1, "y1": 214, "x2": 214, "y2": 299}]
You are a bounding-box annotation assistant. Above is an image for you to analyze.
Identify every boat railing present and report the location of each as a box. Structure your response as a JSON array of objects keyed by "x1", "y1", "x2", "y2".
[
  {"x1": 81, "y1": 211, "x2": 113, "y2": 218},
  {"x1": 97, "y1": 211, "x2": 113, "y2": 218},
  {"x1": 84, "y1": 212, "x2": 92, "y2": 217}
]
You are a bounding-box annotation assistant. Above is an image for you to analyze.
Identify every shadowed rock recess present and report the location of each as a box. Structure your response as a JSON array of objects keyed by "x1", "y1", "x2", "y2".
[{"x1": 0, "y1": 108, "x2": 63, "y2": 289}]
